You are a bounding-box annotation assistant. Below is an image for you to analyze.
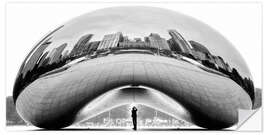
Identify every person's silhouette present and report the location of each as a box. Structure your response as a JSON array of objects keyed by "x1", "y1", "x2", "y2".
[{"x1": 131, "y1": 106, "x2": 137, "y2": 130}]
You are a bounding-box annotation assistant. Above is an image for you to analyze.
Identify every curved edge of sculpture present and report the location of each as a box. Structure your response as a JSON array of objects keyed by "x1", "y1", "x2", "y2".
[{"x1": 15, "y1": 53, "x2": 252, "y2": 129}]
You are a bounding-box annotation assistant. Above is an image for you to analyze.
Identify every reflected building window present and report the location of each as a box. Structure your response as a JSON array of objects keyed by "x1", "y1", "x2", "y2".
[
  {"x1": 88, "y1": 41, "x2": 100, "y2": 53},
  {"x1": 97, "y1": 32, "x2": 123, "y2": 50},
  {"x1": 49, "y1": 43, "x2": 67, "y2": 64},
  {"x1": 119, "y1": 36, "x2": 150, "y2": 49},
  {"x1": 21, "y1": 40, "x2": 51, "y2": 78},
  {"x1": 70, "y1": 34, "x2": 93, "y2": 58},
  {"x1": 148, "y1": 33, "x2": 170, "y2": 50},
  {"x1": 13, "y1": 29, "x2": 255, "y2": 105}
]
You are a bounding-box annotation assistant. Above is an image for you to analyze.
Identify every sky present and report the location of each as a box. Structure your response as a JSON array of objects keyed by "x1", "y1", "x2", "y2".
[{"x1": 6, "y1": 3, "x2": 262, "y2": 96}]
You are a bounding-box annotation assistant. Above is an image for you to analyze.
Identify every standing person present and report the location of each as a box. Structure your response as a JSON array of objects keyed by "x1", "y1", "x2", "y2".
[{"x1": 131, "y1": 106, "x2": 137, "y2": 130}]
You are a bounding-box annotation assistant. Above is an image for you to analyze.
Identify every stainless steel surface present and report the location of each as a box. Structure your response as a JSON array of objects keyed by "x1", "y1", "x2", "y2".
[{"x1": 13, "y1": 6, "x2": 254, "y2": 129}]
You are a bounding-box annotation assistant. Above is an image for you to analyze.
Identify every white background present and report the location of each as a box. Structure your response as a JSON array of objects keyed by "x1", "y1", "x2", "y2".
[{"x1": 0, "y1": 0, "x2": 268, "y2": 135}]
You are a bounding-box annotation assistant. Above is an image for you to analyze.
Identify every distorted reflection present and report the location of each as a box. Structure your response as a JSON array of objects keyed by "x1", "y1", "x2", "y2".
[{"x1": 14, "y1": 28, "x2": 254, "y2": 102}]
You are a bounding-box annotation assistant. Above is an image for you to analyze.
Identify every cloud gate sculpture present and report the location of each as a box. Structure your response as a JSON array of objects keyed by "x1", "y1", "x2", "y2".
[{"x1": 13, "y1": 6, "x2": 255, "y2": 130}]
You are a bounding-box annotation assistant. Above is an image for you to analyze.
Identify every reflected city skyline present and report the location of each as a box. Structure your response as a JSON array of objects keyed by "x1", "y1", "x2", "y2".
[
  {"x1": 12, "y1": 7, "x2": 256, "y2": 130},
  {"x1": 14, "y1": 29, "x2": 254, "y2": 103}
]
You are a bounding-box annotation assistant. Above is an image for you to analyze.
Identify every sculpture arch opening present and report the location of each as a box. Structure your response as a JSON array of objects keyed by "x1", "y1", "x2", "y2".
[
  {"x1": 15, "y1": 53, "x2": 252, "y2": 129},
  {"x1": 74, "y1": 85, "x2": 193, "y2": 126},
  {"x1": 13, "y1": 6, "x2": 254, "y2": 130}
]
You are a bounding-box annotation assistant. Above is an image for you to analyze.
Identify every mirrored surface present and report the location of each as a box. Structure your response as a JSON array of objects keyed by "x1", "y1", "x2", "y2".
[{"x1": 13, "y1": 6, "x2": 254, "y2": 104}]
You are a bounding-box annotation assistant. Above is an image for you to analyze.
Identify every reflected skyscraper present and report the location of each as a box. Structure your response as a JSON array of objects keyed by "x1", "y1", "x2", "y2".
[
  {"x1": 62, "y1": 50, "x2": 70, "y2": 60},
  {"x1": 37, "y1": 52, "x2": 49, "y2": 68},
  {"x1": 148, "y1": 33, "x2": 170, "y2": 50},
  {"x1": 213, "y1": 56, "x2": 228, "y2": 70},
  {"x1": 70, "y1": 34, "x2": 93, "y2": 57},
  {"x1": 168, "y1": 38, "x2": 181, "y2": 53},
  {"x1": 21, "y1": 42, "x2": 50, "y2": 78},
  {"x1": 119, "y1": 36, "x2": 150, "y2": 49},
  {"x1": 12, "y1": 7, "x2": 257, "y2": 130},
  {"x1": 168, "y1": 29, "x2": 193, "y2": 55},
  {"x1": 97, "y1": 32, "x2": 123, "y2": 50},
  {"x1": 50, "y1": 43, "x2": 67, "y2": 64},
  {"x1": 189, "y1": 40, "x2": 211, "y2": 54},
  {"x1": 189, "y1": 40, "x2": 212, "y2": 61},
  {"x1": 88, "y1": 41, "x2": 100, "y2": 53}
]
